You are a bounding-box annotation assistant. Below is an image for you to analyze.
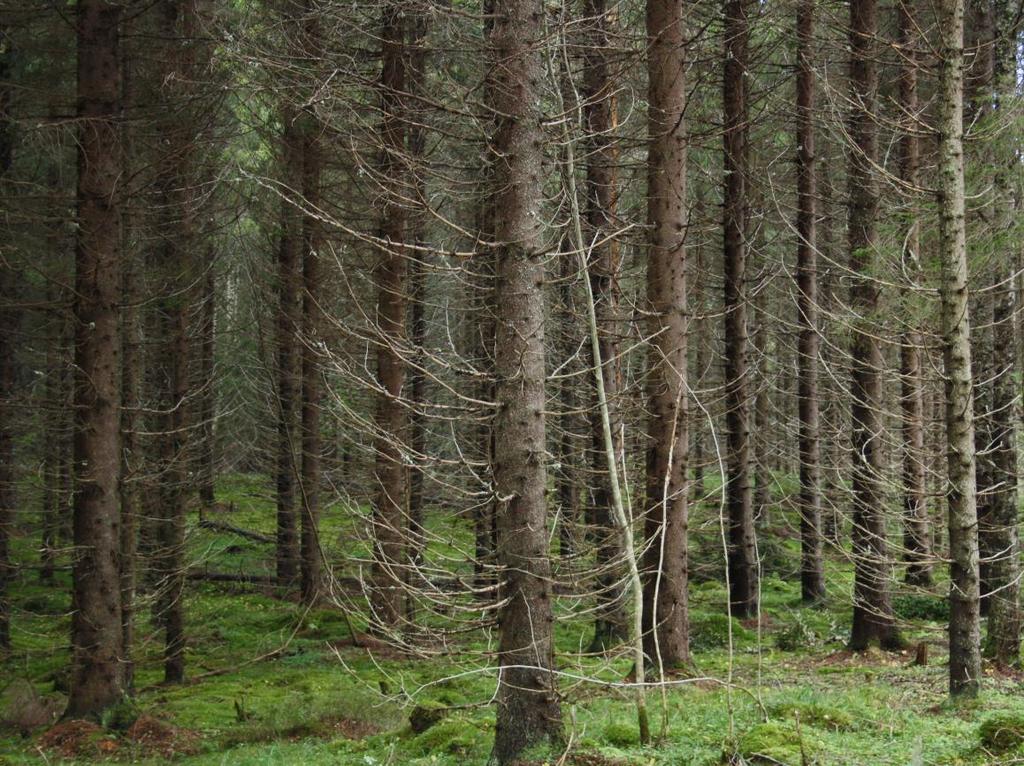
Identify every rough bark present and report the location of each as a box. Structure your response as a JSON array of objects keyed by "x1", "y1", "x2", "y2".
[
  {"x1": 723, "y1": 0, "x2": 757, "y2": 618},
  {"x1": 371, "y1": 2, "x2": 409, "y2": 628},
  {"x1": 936, "y1": 0, "x2": 980, "y2": 696},
  {"x1": 299, "y1": 57, "x2": 323, "y2": 606},
  {"x1": 0, "y1": 24, "x2": 14, "y2": 652},
  {"x1": 275, "y1": 104, "x2": 303, "y2": 587},
  {"x1": 847, "y1": 0, "x2": 901, "y2": 651},
  {"x1": 583, "y1": 0, "x2": 628, "y2": 652},
  {"x1": 641, "y1": 0, "x2": 690, "y2": 668},
  {"x1": 489, "y1": 0, "x2": 563, "y2": 759},
  {"x1": 66, "y1": 0, "x2": 125, "y2": 718},
  {"x1": 795, "y1": 0, "x2": 825, "y2": 601}
]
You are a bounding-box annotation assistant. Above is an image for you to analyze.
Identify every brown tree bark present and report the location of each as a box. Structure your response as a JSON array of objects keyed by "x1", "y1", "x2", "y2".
[
  {"x1": 299, "y1": 21, "x2": 323, "y2": 605},
  {"x1": 371, "y1": 2, "x2": 409, "y2": 628},
  {"x1": 0, "y1": 24, "x2": 14, "y2": 652},
  {"x1": 275, "y1": 104, "x2": 303, "y2": 587},
  {"x1": 66, "y1": 0, "x2": 126, "y2": 718},
  {"x1": 795, "y1": 0, "x2": 825, "y2": 603},
  {"x1": 847, "y1": 0, "x2": 901, "y2": 651},
  {"x1": 723, "y1": 0, "x2": 757, "y2": 618},
  {"x1": 489, "y1": 0, "x2": 563, "y2": 759},
  {"x1": 936, "y1": 0, "x2": 980, "y2": 696},
  {"x1": 896, "y1": 0, "x2": 931, "y2": 588},
  {"x1": 641, "y1": 0, "x2": 690, "y2": 668},
  {"x1": 583, "y1": 0, "x2": 628, "y2": 652}
]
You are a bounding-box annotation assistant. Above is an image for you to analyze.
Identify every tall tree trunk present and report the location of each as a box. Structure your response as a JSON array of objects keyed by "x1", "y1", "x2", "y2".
[
  {"x1": 66, "y1": 0, "x2": 125, "y2": 718},
  {"x1": 489, "y1": 0, "x2": 563, "y2": 759},
  {"x1": 275, "y1": 105, "x2": 303, "y2": 587},
  {"x1": 981, "y1": 0, "x2": 1019, "y2": 667},
  {"x1": 583, "y1": 0, "x2": 628, "y2": 652},
  {"x1": 723, "y1": 0, "x2": 757, "y2": 618},
  {"x1": 795, "y1": 0, "x2": 825, "y2": 602},
  {"x1": 372, "y1": 2, "x2": 409, "y2": 628},
  {"x1": 641, "y1": 0, "x2": 690, "y2": 668},
  {"x1": 896, "y1": 0, "x2": 931, "y2": 588},
  {"x1": 0, "y1": 24, "x2": 15, "y2": 652},
  {"x1": 936, "y1": 0, "x2": 980, "y2": 696},
  {"x1": 299, "y1": 30, "x2": 323, "y2": 605},
  {"x1": 847, "y1": 0, "x2": 901, "y2": 651},
  {"x1": 150, "y1": 0, "x2": 202, "y2": 685}
]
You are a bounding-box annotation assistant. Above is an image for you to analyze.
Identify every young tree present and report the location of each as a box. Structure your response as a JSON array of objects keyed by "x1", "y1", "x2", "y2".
[
  {"x1": 66, "y1": 0, "x2": 125, "y2": 718},
  {"x1": 722, "y1": 0, "x2": 757, "y2": 618},
  {"x1": 846, "y1": 0, "x2": 901, "y2": 651},
  {"x1": 489, "y1": 0, "x2": 563, "y2": 758},
  {"x1": 641, "y1": 0, "x2": 690, "y2": 668}
]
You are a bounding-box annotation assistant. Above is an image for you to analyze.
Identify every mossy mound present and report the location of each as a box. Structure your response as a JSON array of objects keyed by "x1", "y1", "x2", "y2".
[
  {"x1": 979, "y1": 712, "x2": 1024, "y2": 753},
  {"x1": 602, "y1": 720, "x2": 639, "y2": 747},
  {"x1": 734, "y1": 721, "x2": 821, "y2": 765},
  {"x1": 769, "y1": 702, "x2": 854, "y2": 732},
  {"x1": 893, "y1": 594, "x2": 949, "y2": 622},
  {"x1": 412, "y1": 718, "x2": 484, "y2": 757},
  {"x1": 690, "y1": 611, "x2": 754, "y2": 652}
]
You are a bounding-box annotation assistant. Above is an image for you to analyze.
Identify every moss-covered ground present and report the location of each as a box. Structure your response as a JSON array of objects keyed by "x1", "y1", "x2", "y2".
[{"x1": 2, "y1": 473, "x2": 1024, "y2": 765}]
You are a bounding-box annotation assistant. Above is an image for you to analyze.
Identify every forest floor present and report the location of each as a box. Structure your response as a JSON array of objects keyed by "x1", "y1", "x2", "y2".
[{"x1": 3, "y1": 474, "x2": 1024, "y2": 765}]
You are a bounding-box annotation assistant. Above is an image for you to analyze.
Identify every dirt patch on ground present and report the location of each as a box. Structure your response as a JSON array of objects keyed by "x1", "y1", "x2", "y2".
[
  {"x1": 329, "y1": 633, "x2": 411, "y2": 660},
  {"x1": 323, "y1": 716, "x2": 381, "y2": 740},
  {"x1": 39, "y1": 720, "x2": 118, "y2": 759},
  {"x1": 125, "y1": 715, "x2": 202, "y2": 758}
]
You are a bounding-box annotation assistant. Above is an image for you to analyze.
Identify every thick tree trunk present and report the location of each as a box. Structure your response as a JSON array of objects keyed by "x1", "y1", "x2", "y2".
[
  {"x1": 66, "y1": 0, "x2": 125, "y2": 718},
  {"x1": 847, "y1": 0, "x2": 901, "y2": 651},
  {"x1": 641, "y1": 0, "x2": 690, "y2": 669},
  {"x1": 723, "y1": 0, "x2": 757, "y2": 618},
  {"x1": 371, "y1": 2, "x2": 409, "y2": 628},
  {"x1": 276, "y1": 105, "x2": 303, "y2": 587},
  {"x1": 936, "y1": 0, "x2": 980, "y2": 696},
  {"x1": 795, "y1": 0, "x2": 825, "y2": 602},
  {"x1": 489, "y1": 0, "x2": 563, "y2": 759},
  {"x1": 583, "y1": 0, "x2": 628, "y2": 652}
]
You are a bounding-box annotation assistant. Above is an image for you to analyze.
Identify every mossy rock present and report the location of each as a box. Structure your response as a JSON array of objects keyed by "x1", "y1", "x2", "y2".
[
  {"x1": 602, "y1": 720, "x2": 640, "y2": 747},
  {"x1": 769, "y1": 702, "x2": 854, "y2": 732},
  {"x1": 979, "y1": 712, "x2": 1024, "y2": 753},
  {"x1": 734, "y1": 721, "x2": 821, "y2": 765},
  {"x1": 690, "y1": 611, "x2": 754, "y2": 652},
  {"x1": 412, "y1": 718, "x2": 482, "y2": 756}
]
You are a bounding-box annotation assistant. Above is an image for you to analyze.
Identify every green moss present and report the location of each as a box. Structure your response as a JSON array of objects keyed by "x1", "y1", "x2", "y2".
[
  {"x1": 893, "y1": 594, "x2": 949, "y2": 622},
  {"x1": 769, "y1": 702, "x2": 854, "y2": 732},
  {"x1": 411, "y1": 718, "x2": 485, "y2": 757},
  {"x1": 978, "y1": 712, "x2": 1024, "y2": 752},
  {"x1": 689, "y1": 611, "x2": 753, "y2": 652},
  {"x1": 735, "y1": 721, "x2": 821, "y2": 765},
  {"x1": 602, "y1": 720, "x2": 639, "y2": 747}
]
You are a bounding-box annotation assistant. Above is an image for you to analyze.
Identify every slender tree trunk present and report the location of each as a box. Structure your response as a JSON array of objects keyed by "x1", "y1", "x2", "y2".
[
  {"x1": 753, "y1": 295, "x2": 771, "y2": 529},
  {"x1": 795, "y1": 0, "x2": 825, "y2": 602},
  {"x1": 66, "y1": 0, "x2": 125, "y2": 718},
  {"x1": 896, "y1": 1, "x2": 931, "y2": 588},
  {"x1": 723, "y1": 0, "x2": 757, "y2": 618},
  {"x1": 490, "y1": 0, "x2": 563, "y2": 759},
  {"x1": 299, "y1": 43, "x2": 323, "y2": 606},
  {"x1": 0, "y1": 25, "x2": 14, "y2": 652},
  {"x1": 847, "y1": 0, "x2": 901, "y2": 651},
  {"x1": 276, "y1": 105, "x2": 303, "y2": 587},
  {"x1": 983, "y1": 14, "x2": 1020, "y2": 666},
  {"x1": 641, "y1": 0, "x2": 690, "y2": 669},
  {"x1": 196, "y1": 263, "x2": 216, "y2": 513},
  {"x1": 583, "y1": 0, "x2": 628, "y2": 652},
  {"x1": 936, "y1": 0, "x2": 980, "y2": 696},
  {"x1": 372, "y1": 2, "x2": 409, "y2": 628},
  {"x1": 555, "y1": 248, "x2": 580, "y2": 560}
]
